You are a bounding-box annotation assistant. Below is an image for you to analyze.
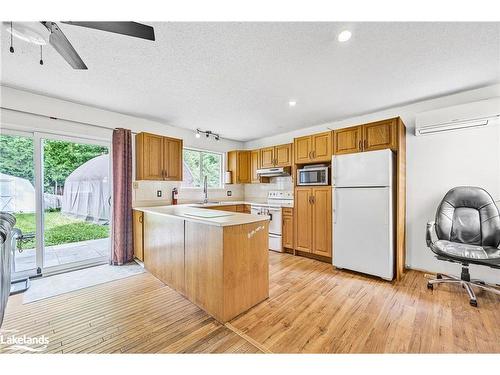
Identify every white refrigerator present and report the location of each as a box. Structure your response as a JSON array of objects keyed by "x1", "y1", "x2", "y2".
[{"x1": 332, "y1": 149, "x2": 394, "y2": 280}]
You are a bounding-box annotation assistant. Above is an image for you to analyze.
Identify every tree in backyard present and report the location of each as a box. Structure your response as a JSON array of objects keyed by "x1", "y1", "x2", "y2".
[{"x1": 0, "y1": 135, "x2": 108, "y2": 193}]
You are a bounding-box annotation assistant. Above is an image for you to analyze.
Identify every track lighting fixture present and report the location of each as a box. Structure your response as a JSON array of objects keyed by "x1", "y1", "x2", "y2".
[{"x1": 195, "y1": 128, "x2": 220, "y2": 141}]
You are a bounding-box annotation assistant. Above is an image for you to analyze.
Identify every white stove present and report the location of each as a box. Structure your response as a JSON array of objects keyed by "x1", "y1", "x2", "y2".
[{"x1": 250, "y1": 191, "x2": 293, "y2": 253}]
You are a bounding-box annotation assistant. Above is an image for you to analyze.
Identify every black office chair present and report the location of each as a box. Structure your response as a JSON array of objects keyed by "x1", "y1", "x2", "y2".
[{"x1": 426, "y1": 186, "x2": 500, "y2": 307}]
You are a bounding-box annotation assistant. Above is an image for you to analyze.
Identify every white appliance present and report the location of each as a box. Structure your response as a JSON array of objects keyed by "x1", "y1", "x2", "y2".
[
  {"x1": 332, "y1": 149, "x2": 394, "y2": 280},
  {"x1": 251, "y1": 191, "x2": 293, "y2": 252},
  {"x1": 415, "y1": 97, "x2": 500, "y2": 136},
  {"x1": 297, "y1": 165, "x2": 329, "y2": 186}
]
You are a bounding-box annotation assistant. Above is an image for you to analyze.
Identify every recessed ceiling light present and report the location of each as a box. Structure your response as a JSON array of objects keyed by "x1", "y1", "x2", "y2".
[
  {"x1": 338, "y1": 30, "x2": 352, "y2": 42},
  {"x1": 288, "y1": 100, "x2": 297, "y2": 107}
]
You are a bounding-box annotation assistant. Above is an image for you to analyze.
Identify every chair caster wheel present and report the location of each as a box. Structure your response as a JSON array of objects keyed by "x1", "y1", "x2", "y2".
[
  {"x1": 437, "y1": 274, "x2": 442, "y2": 279},
  {"x1": 470, "y1": 300, "x2": 478, "y2": 307},
  {"x1": 427, "y1": 283, "x2": 433, "y2": 290}
]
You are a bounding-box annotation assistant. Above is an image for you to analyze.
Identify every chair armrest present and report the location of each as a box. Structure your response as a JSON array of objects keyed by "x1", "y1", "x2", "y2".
[{"x1": 426, "y1": 221, "x2": 436, "y2": 247}]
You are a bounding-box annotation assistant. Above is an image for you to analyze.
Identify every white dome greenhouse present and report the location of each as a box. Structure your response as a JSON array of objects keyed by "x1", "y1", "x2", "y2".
[
  {"x1": 0, "y1": 173, "x2": 35, "y2": 213},
  {"x1": 61, "y1": 154, "x2": 110, "y2": 223}
]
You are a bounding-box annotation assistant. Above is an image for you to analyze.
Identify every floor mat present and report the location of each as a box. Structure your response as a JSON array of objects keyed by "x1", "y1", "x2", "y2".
[{"x1": 22, "y1": 262, "x2": 145, "y2": 304}]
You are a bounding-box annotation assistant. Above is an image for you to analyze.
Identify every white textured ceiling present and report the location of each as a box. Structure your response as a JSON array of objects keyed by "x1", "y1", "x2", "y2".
[{"x1": 1, "y1": 22, "x2": 499, "y2": 141}]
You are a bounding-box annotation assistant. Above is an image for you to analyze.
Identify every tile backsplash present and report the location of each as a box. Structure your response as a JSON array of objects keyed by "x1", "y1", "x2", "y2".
[
  {"x1": 132, "y1": 176, "x2": 292, "y2": 207},
  {"x1": 244, "y1": 176, "x2": 293, "y2": 200},
  {"x1": 132, "y1": 180, "x2": 244, "y2": 207}
]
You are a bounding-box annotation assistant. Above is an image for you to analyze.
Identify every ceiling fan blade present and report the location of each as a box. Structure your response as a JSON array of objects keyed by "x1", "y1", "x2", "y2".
[
  {"x1": 41, "y1": 22, "x2": 88, "y2": 70},
  {"x1": 61, "y1": 21, "x2": 155, "y2": 41}
]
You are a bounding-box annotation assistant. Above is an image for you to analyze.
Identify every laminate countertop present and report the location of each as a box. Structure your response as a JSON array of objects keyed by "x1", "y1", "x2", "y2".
[{"x1": 134, "y1": 205, "x2": 269, "y2": 227}]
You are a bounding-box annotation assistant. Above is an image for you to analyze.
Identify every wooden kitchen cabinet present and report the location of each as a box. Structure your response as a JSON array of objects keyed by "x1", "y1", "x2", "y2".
[
  {"x1": 133, "y1": 210, "x2": 144, "y2": 261},
  {"x1": 136, "y1": 132, "x2": 183, "y2": 181},
  {"x1": 275, "y1": 144, "x2": 293, "y2": 166},
  {"x1": 294, "y1": 187, "x2": 313, "y2": 252},
  {"x1": 294, "y1": 131, "x2": 332, "y2": 163},
  {"x1": 310, "y1": 132, "x2": 332, "y2": 162},
  {"x1": 282, "y1": 207, "x2": 294, "y2": 250},
  {"x1": 332, "y1": 119, "x2": 396, "y2": 155},
  {"x1": 260, "y1": 147, "x2": 275, "y2": 168},
  {"x1": 250, "y1": 149, "x2": 270, "y2": 184},
  {"x1": 227, "y1": 150, "x2": 251, "y2": 184},
  {"x1": 362, "y1": 118, "x2": 396, "y2": 151},
  {"x1": 259, "y1": 144, "x2": 292, "y2": 168},
  {"x1": 163, "y1": 137, "x2": 183, "y2": 180},
  {"x1": 333, "y1": 126, "x2": 363, "y2": 155},
  {"x1": 311, "y1": 187, "x2": 332, "y2": 257},
  {"x1": 143, "y1": 212, "x2": 186, "y2": 293},
  {"x1": 294, "y1": 136, "x2": 312, "y2": 164},
  {"x1": 294, "y1": 187, "x2": 332, "y2": 257}
]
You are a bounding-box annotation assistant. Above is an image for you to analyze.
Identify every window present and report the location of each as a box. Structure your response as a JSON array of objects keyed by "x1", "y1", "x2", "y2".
[{"x1": 182, "y1": 148, "x2": 223, "y2": 188}]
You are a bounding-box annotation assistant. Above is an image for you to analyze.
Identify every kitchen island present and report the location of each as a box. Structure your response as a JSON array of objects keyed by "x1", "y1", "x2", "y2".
[{"x1": 134, "y1": 205, "x2": 270, "y2": 323}]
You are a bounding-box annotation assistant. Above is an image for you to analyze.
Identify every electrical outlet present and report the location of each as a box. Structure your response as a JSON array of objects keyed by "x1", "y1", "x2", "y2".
[
  {"x1": 132, "y1": 181, "x2": 139, "y2": 189},
  {"x1": 156, "y1": 190, "x2": 162, "y2": 198},
  {"x1": 227, "y1": 190, "x2": 232, "y2": 197}
]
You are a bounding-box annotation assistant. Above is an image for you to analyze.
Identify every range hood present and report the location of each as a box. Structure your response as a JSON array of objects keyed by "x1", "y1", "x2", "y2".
[{"x1": 256, "y1": 166, "x2": 291, "y2": 177}]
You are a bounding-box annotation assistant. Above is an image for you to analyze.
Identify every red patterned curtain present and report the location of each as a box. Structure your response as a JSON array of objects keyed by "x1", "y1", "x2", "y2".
[{"x1": 111, "y1": 128, "x2": 133, "y2": 265}]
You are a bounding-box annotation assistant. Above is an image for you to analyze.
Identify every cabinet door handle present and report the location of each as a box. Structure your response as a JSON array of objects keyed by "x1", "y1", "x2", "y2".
[
  {"x1": 139, "y1": 215, "x2": 143, "y2": 223},
  {"x1": 359, "y1": 140, "x2": 362, "y2": 150},
  {"x1": 364, "y1": 139, "x2": 368, "y2": 149},
  {"x1": 313, "y1": 150, "x2": 316, "y2": 158}
]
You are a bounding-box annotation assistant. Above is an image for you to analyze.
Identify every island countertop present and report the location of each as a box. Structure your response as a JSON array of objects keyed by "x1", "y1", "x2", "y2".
[{"x1": 134, "y1": 204, "x2": 269, "y2": 227}]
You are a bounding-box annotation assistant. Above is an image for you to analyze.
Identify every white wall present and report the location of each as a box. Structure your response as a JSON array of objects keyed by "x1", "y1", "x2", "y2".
[
  {"x1": 245, "y1": 84, "x2": 500, "y2": 283},
  {"x1": 0, "y1": 86, "x2": 245, "y2": 206}
]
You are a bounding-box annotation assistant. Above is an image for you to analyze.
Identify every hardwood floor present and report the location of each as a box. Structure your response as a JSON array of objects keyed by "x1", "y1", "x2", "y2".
[{"x1": 2, "y1": 252, "x2": 499, "y2": 354}]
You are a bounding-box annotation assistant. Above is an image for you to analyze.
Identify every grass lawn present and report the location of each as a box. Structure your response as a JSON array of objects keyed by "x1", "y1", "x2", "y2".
[{"x1": 14, "y1": 210, "x2": 109, "y2": 249}]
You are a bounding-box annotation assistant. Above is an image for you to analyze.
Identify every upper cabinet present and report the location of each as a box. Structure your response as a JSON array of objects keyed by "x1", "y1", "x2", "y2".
[
  {"x1": 260, "y1": 144, "x2": 292, "y2": 168},
  {"x1": 333, "y1": 126, "x2": 363, "y2": 155},
  {"x1": 333, "y1": 118, "x2": 397, "y2": 155},
  {"x1": 227, "y1": 150, "x2": 251, "y2": 184},
  {"x1": 294, "y1": 131, "x2": 332, "y2": 164},
  {"x1": 362, "y1": 119, "x2": 396, "y2": 151},
  {"x1": 250, "y1": 149, "x2": 260, "y2": 183},
  {"x1": 136, "y1": 132, "x2": 183, "y2": 181}
]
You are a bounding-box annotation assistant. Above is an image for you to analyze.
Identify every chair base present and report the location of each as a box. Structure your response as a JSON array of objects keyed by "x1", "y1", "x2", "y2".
[{"x1": 427, "y1": 268, "x2": 500, "y2": 307}]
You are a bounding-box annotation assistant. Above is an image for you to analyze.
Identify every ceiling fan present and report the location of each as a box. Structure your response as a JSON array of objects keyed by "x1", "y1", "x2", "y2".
[{"x1": 7, "y1": 21, "x2": 155, "y2": 70}]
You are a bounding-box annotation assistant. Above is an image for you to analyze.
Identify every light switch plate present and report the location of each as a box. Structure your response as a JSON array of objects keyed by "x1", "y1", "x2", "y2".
[{"x1": 132, "y1": 182, "x2": 139, "y2": 189}]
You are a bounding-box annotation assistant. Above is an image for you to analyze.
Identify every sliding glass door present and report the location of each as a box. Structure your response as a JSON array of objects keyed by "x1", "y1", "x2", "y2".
[
  {"x1": 0, "y1": 129, "x2": 111, "y2": 277},
  {"x1": 39, "y1": 134, "x2": 111, "y2": 273},
  {"x1": 0, "y1": 131, "x2": 38, "y2": 277}
]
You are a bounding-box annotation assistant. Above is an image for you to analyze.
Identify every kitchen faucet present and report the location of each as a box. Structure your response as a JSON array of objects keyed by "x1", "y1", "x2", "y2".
[{"x1": 203, "y1": 175, "x2": 208, "y2": 203}]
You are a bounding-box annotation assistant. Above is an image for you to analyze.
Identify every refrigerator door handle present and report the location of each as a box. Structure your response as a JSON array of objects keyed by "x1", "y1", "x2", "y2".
[{"x1": 333, "y1": 189, "x2": 338, "y2": 224}]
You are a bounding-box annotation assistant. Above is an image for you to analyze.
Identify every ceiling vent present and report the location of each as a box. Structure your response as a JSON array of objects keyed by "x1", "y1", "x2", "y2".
[{"x1": 415, "y1": 97, "x2": 500, "y2": 136}]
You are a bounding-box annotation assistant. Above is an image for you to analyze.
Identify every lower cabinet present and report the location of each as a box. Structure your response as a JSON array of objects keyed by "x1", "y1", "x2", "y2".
[
  {"x1": 143, "y1": 213, "x2": 185, "y2": 293},
  {"x1": 294, "y1": 187, "x2": 332, "y2": 257},
  {"x1": 282, "y1": 208, "x2": 294, "y2": 250},
  {"x1": 133, "y1": 210, "x2": 144, "y2": 261}
]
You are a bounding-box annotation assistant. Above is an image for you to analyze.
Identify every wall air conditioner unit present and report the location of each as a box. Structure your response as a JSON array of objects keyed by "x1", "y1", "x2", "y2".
[{"x1": 415, "y1": 97, "x2": 500, "y2": 136}]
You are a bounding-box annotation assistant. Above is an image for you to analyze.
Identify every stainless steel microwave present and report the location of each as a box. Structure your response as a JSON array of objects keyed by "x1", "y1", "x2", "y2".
[{"x1": 297, "y1": 165, "x2": 329, "y2": 186}]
